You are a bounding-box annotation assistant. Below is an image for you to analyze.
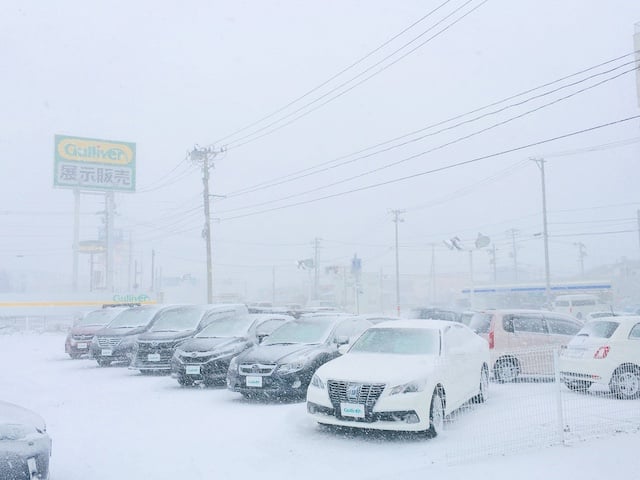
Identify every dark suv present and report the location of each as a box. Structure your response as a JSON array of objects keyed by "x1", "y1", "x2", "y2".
[
  {"x1": 171, "y1": 313, "x2": 292, "y2": 386},
  {"x1": 65, "y1": 306, "x2": 130, "y2": 359},
  {"x1": 131, "y1": 304, "x2": 248, "y2": 374},
  {"x1": 227, "y1": 315, "x2": 372, "y2": 399},
  {"x1": 90, "y1": 304, "x2": 171, "y2": 367}
]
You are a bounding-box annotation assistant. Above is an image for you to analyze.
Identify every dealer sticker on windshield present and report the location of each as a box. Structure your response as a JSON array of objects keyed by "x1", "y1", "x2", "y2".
[
  {"x1": 186, "y1": 365, "x2": 201, "y2": 375},
  {"x1": 246, "y1": 376, "x2": 262, "y2": 387},
  {"x1": 101, "y1": 349, "x2": 113, "y2": 356},
  {"x1": 340, "y1": 403, "x2": 365, "y2": 418},
  {"x1": 147, "y1": 353, "x2": 161, "y2": 362}
]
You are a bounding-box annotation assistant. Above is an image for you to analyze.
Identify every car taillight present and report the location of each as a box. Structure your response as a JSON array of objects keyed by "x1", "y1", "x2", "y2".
[
  {"x1": 488, "y1": 330, "x2": 495, "y2": 349},
  {"x1": 593, "y1": 346, "x2": 609, "y2": 359}
]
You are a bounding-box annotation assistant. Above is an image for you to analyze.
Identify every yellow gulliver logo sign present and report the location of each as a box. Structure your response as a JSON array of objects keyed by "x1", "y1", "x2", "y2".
[{"x1": 56, "y1": 136, "x2": 134, "y2": 165}]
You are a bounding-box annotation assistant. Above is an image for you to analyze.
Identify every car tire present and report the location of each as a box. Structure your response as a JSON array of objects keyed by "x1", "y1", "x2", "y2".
[
  {"x1": 564, "y1": 380, "x2": 592, "y2": 393},
  {"x1": 426, "y1": 389, "x2": 445, "y2": 438},
  {"x1": 97, "y1": 358, "x2": 111, "y2": 367},
  {"x1": 609, "y1": 365, "x2": 640, "y2": 400},
  {"x1": 472, "y1": 365, "x2": 490, "y2": 404},
  {"x1": 178, "y1": 376, "x2": 195, "y2": 387},
  {"x1": 494, "y1": 357, "x2": 520, "y2": 383},
  {"x1": 69, "y1": 353, "x2": 83, "y2": 360}
]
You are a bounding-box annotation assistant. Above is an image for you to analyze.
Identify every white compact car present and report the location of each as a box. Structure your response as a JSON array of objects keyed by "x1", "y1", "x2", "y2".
[
  {"x1": 306, "y1": 320, "x2": 490, "y2": 436},
  {"x1": 560, "y1": 315, "x2": 640, "y2": 399}
]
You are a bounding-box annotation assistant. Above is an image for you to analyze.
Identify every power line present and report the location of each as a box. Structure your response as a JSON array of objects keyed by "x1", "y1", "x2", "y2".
[
  {"x1": 212, "y1": 0, "x2": 455, "y2": 145},
  {"x1": 224, "y1": 0, "x2": 490, "y2": 150},
  {"x1": 218, "y1": 114, "x2": 640, "y2": 221},
  {"x1": 218, "y1": 66, "x2": 638, "y2": 214},
  {"x1": 225, "y1": 51, "x2": 639, "y2": 198}
]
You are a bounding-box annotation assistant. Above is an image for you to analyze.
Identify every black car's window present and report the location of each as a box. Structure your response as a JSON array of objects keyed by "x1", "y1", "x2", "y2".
[
  {"x1": 629, "y1": 323, "x2": 640, "y2": 340},
  {"x1": 469, "y1": 313, "x2": 492, "y2": 334},
  {"x1": 262, "y1": 319, "x2": 334, "y2": 345},
  {"x1": 255, "y1": 319, "x2": 287, "y2": 336},
  {"x1": 331, "y1": 319, "x2": 370, "y2": 342},
  {"x1": 195, "y1": 316, "x2": 254, "y2": 338},
  {"x1": 577, "y1": 321, "x2": 619, "y2": 339},
  {"x1": 350, "y1": 328, "x2": 439, "y2": 355},
  {"x1": 77, "y1": 308, "x2": 126, "y2": 326},
  {"x1": 149, "y1": 306, "x2": 207, "y2": 332},
  {"x1": 107, "y1": 307, "x2": 160, "y2": 328}
]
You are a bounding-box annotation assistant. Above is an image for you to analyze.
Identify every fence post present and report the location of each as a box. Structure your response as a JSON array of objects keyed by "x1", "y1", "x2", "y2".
[{"x1": 553, "y1": 348, "x2": 566, "y2": 445}]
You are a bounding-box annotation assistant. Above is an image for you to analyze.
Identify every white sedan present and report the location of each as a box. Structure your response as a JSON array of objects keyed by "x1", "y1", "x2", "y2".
[
  {"x1": 560, "y1": 315, "x2": 640, "y2": 399},
  {"x1": 306, "y1": 320, "x2": 490, "y2": 436}
]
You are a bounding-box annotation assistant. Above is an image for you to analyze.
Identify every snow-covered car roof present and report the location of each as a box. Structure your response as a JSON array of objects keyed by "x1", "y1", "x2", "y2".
[{"x1": 371, "y1": 318, "x2": 462, "y2": 331}]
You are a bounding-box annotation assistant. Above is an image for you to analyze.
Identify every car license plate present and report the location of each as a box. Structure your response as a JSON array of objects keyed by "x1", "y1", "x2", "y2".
[
  {"x1": 77, "y1": 342, "x2": 88, "y2": 349},
  {"x1": 147, "y1": 353, "x2": 161, "y2": 362},
  {"x1": 101, "y1": 349, "x2": 113, "y2": 356},
  {"x1": 27, "y1": 457, "x2": 37, "y2": 474},
  {"x1": 186, "y1": 365, "x2": 201, "y2": 375},
  {"x1": 245, "y1": 376, "x2": 262, "y2": 387},
  {"x1": 340, "y1": 402, "x2": 365, "y2": 418}
]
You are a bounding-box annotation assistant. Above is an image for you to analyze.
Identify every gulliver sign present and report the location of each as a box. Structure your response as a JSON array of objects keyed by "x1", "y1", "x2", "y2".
[{"x1": 54, "y1": 134, "x2": 136, "y2": 192}]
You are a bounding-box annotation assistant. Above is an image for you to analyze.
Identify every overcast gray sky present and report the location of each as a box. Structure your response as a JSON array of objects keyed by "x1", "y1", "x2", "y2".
[{"x1": 1, "y1": 0, "x2": 640, "y2": 299}]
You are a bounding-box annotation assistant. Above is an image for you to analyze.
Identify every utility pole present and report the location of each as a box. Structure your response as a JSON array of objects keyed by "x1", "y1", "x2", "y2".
[
  {"x1": 488, "y1": 244, "x2": 497, "y2": 284},
  {"x1": 637, "y1": 209, "x2": 640, "y2": 258},
  {"x1": 507, "y1": 228, "x2": 519, "y2": 281},
  {"x1": 151, "y1": 249, "x2": 155, "y2": 291},
  {"x1": 313, "y1": 237, "x2": 321, "y2": 300},
  {"x1": 272, "y1": 266, "x2": 276, "y2": 305},
  {"x1": 532, "y1": 158, "x2": 552, "y2": 306},
  {"x1": 105, "y1": 192, "x2": 115, "y2": 292},
  {"x1": 574, "y1": 242, "x2": 587, "y2": 277},
  {"x1": 390, "y1": 209, "x2": 405, "y2": 316},
  {"x1": 190, "y1": 145, "x2": 224, "y2": 303},
  {"x1": 428, "y1": 243, "x2": 437, "y2": 303},
  {"x1": 72, "y1": 189, "x2": 80, "y2": 292}
]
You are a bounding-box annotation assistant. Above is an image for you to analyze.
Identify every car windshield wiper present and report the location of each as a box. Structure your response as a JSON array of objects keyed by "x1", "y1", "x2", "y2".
[
  {"x1": 112, "y1": 325, "x2": 135, "y2": 329},
  {"x1": 264, "y1": 342, "x2": 298, "y2": 346},
  {"x1": 576, "y1": 333, "x2": 589, "y2": 337},
  {"x1": 151, "y1": 329, "x2": 179, "y2": 333}
]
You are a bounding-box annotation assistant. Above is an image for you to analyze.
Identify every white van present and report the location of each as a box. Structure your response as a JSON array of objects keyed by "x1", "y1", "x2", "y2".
[{"x1": 553, "y1": 294, "x2": 607, "y2": 320}]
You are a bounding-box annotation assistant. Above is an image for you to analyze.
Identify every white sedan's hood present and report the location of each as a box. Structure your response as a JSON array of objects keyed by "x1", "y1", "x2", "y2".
[{"x1": 316, "y1": 352, "x2": 439, "y2": 385}]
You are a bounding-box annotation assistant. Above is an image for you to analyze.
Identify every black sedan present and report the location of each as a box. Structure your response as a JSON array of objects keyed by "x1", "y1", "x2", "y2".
[
  {"x1": 227, "y1": 315, "x2": 372, "y2": 400},
  {"x1": 0, "y1": 401, "x2": 52, "y2": 480},
  {"x1": 171, "y1": 313, "x2": 292, "y2": 386}
]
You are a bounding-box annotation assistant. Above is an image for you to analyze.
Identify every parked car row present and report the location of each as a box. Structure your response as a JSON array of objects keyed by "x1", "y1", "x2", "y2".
[{"x1": 64, "y1": 305, "x2": 640, "y2": 439}]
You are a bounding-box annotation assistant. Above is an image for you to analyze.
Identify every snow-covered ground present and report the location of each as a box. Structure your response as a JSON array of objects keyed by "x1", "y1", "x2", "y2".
[{"x1": 1, "y1": 332, "x2": 638, "y2": 479}]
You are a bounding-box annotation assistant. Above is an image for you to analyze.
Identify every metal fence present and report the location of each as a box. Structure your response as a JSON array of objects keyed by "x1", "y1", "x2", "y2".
[
  {"x1": 0, "y1": 315, "x2": 74, "y2": 333},
  {"x1": 445, "y1": 345, "x2": 640, "y2": 464}
]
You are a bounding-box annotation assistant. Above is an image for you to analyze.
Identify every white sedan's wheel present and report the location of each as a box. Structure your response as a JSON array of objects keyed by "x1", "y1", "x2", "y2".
[{"x1": 427, "y1": 390, "x2": 445, "y2": 438}]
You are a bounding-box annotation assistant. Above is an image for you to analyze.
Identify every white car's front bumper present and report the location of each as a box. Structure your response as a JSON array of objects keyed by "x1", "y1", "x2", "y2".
[{"x1": 306, "y1": 384, "x2": 431, "y2": 432}]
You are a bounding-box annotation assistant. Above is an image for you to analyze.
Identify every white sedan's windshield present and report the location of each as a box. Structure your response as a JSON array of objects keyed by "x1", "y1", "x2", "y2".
[{"x1": 349, "y1": 328, "x2": 440, "y2": 355}]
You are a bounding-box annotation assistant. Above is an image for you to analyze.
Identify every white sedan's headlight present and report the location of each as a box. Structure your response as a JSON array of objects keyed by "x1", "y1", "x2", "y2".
[
  {"x1": 388, "y1": 379, "x2": 427, "y2": 395},
  {"x1": 310, "y1": 374, "x2": 326, "y2": 390}
]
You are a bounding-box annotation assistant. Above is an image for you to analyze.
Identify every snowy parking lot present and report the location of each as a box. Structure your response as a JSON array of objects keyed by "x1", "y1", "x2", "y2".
[{"x1": 1, "y1": 332, "x2": 638, "y2": 480}]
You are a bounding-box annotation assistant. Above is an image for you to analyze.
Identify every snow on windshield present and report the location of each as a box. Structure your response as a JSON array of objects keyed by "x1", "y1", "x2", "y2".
[
  {"x1": 107, "y1": 307, "x2": 159, "y2": 328},
  {"x1": 149, "y1": 306, "x2": 206, "y2": 332},
  {"x1": 262, "y1": 319, "x2": 333, "y2": 345},
  {"x1": 76, "y1": 308, "x2": 125, "y2": 326},
  {"x1": 350, "y1": 328, "x2": 440, "y2": 355},
  {"x1": 195, "y1": 316, "x2": 254, "y2": 338}
]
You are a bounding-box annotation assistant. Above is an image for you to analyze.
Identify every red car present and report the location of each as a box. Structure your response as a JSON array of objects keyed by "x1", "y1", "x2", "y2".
[{"x1": 64, "y1": 306, "x2": 130, "y2": 359}]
